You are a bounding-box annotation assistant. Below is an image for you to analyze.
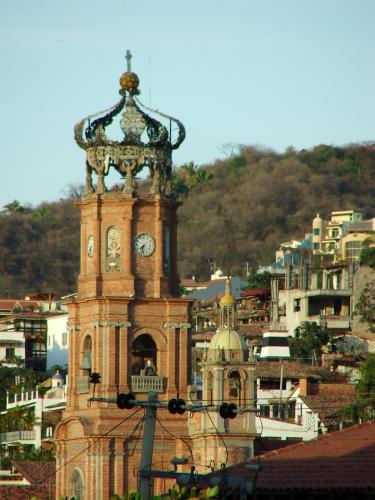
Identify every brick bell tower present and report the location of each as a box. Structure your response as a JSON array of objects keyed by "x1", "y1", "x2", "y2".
[{"x1": 55, "y1": 52, "x2": 192, "y2": 500}]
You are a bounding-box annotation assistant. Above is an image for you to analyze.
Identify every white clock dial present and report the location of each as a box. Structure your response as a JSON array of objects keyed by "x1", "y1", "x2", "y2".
[
  {"x1": 87, "y1": 235, "x2": 94, "y2": 257},
  {"x1": 135, "y1": 233, "x2": 155, "y2": 256}
]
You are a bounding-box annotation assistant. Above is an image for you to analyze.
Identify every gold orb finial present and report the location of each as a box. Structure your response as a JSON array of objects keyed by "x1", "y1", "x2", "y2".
[
  {"x1": 120, "y1": 71, "x2": 140, "y2": 92},
  {"x1": 120, "y1": 49, "x2": 140, "y2": 93}
]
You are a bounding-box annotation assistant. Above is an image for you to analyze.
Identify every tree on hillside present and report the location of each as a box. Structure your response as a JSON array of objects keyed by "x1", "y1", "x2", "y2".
[
  {"x1": 354, "y1": 280, "x2": 375, "y2": 332},
  {"x1": 289, "y1": 321, "x2": 331, "y2": 362},
  {"x1": 180, "y1": 161, "x2": 198, "y2": 192},
  {"x1": 194, "y1": 169, "x2": 213, "y2": 185},
  {"x1": 242, "y1": 272, "x2": 271, "y2": 290},
  {"x1": 357, "y1": 354, "x2": 375, "y2": 400},
  {"x1": 341, "y1": 354, "x2": 375, "y2": 425},
  {"x1": 359, "y1": 236, "x2": 375, "y2": 268},
  {"x1": 3, "y1": 200, "x2": 25, "y2": 214}
]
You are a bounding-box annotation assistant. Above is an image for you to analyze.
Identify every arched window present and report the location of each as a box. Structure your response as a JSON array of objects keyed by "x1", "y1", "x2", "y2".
[
  {"x1": 70, "y1": 468, "x2": 84, "y2": 499},
  {"x1": 131, "y1": 334, "x2": 157, "y2": 375},
  {"x1": 80, "y1": 335, "x2": 92, "y2": 372},
  {"x1": 228, "y1": 370, "x2": 241, "y2": 400}
]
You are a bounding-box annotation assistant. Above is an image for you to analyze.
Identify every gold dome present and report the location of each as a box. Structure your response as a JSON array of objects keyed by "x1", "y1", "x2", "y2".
[
  {"x1": 120, "y1": 71, "x2": 140, "y2": 92},
  {"x1": 220, "y1": 277, "x2": 235, "y2": 305},
  {"x1": 220, "y1": 293, "x2": 235, "y2": 306}
]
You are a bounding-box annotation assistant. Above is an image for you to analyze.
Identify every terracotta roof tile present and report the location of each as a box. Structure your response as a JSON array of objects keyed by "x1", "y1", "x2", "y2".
[
  {"x1": 11, "y1": 461, "x2": 55, "y2": 486},
  {"x1": 240, "y1": 288, "x2": 271, "y2": 297},
  {"x1": 227, "y1": 421, "x2": 375, "y2": 493},
  {"x1": 0, "y1": 461, "x2": 55, "y2": 500},
  {"x1": 0, "y1": 300, "x2": 41, "y2": 312},
  {"x1": 255, "y1": 360, "x2": 346, "y2": 381},
  {"x1": 300, "y1": 392, "x2": 357, "y2": 425}
]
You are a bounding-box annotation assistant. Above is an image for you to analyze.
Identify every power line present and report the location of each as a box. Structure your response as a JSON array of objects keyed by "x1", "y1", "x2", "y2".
[
  {"x1": 205, "y1": 408, "x2": 229, "y2": 466},
  {"x1": 156, "y1": 416, "x2": 194, "y2": 463},
  {"x1": 37, "y1": 407, "x2": 142, "y2": 488}
]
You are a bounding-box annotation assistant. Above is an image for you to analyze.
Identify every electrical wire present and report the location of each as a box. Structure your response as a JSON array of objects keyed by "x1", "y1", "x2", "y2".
[
  {"x1": 155, "y1": 415, "x2": 194, "y2": 463},
  {"x1": 204, "y1": 408, "x2": 229, "y2": 467},
  {"x1": 129, "y1": 411, "x2": 145, "y2": 457},
  {"x1": 37, "y1": 407, "x2": 142, "y2": 488}
]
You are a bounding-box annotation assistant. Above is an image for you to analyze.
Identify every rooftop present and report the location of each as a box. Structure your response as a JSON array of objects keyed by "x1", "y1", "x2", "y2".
[
  {"x1": 0, "y1": 461, "x2": 55, "y2": 499},
  {"x1": 255, "y1": 360, "x2": 346, "y2": 381},
  {"x1": 240, "y1": 421, "x2": 375, "y2": 493}
]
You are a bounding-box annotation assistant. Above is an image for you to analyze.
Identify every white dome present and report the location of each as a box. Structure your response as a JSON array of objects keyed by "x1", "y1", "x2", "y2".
[
  {"x1": 313, "y1": 213, "x2": 323, "y2": 225},
  {"x1": 209, "y1": 327, "x2": 247, "y2": 351}
]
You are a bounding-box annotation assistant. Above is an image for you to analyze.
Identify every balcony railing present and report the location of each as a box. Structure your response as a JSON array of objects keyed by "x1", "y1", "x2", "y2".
[
  {"x1": 131, "y1": 375, "x2": 167, "y2": 393},
  {"x1": 0, "y1": 430, "x2": 36, "y2": 443}
]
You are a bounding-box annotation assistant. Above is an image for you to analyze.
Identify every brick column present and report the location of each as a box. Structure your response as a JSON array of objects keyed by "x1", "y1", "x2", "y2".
[
  {"x1": 122, "y1": 200, "x2": 135, "y2": 295},
  {"x1": 154, "y1": 201, "x2": 164, "y2": 297},
  {"x1": 166, "y1": 327, "x2": 177, "y2": 396}
]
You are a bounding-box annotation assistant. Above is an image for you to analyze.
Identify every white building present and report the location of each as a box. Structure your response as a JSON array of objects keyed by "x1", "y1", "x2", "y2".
[
  {"x1": 255, "y1": 361, "x2": 354, "y2": 441},
  {"x1": 1, "y1": 373, "x2": 67, "y2": 451},
  {"x1": 0, "y1": 330, "x2": 25, "y2": 365},
  {"x1": 46, "y1": 313, "x2": 69, "y2": 369}
]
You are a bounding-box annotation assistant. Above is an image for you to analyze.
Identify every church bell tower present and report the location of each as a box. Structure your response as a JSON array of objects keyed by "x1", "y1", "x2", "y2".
[{"x1": 55, "y1": 52, "x2": 192, "y2": 499}]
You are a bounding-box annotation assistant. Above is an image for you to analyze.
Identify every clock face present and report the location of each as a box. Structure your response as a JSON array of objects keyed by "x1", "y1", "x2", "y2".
[
  {"x1": 87, "y1": 235, "x2": 94, "y2": 257},
  {"x1": 135, "y1": 233, "x2": 155, "y2": 256}
]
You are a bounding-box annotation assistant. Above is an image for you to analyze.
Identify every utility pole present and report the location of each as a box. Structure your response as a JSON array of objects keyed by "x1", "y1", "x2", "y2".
[
  {"x1": 139, "y1": 391, "x2": 158, "y2": 500},
  {"x1": 89, "y1": 386, "x2": 259, "y2": 499},
  {"x1": 279, "y1": 362, "x2": 284, "y2": 419}
]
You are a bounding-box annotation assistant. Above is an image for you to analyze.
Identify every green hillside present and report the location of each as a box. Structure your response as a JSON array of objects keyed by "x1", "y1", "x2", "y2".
[{"x1": 1, "y1": 143, "x2": 374, "y2": 296}]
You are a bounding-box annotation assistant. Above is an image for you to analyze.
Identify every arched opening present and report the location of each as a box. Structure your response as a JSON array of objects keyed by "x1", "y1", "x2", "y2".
[
  {"x1": 228, "y1": 370, "x2": 241, "y2": 402},
  {"x1": 80, "y1": 335, "x2": 92, "y2": 373},
  {"x1": 70, "y1": 468, "x2": 84, "y2": 499},
  {"x1": 131, "y1": 334, "x2": 157, "y2": 375}
]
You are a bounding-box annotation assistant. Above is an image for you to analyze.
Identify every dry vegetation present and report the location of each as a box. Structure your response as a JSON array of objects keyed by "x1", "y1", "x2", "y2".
[{"x1": 0, "y1": 143, "x2": 374, "y2": 296}]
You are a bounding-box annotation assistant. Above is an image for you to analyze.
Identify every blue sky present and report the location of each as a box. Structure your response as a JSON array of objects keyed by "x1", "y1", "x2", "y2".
[{"x1": 0, "y1": 0, "x2": 374, "y2": 208}]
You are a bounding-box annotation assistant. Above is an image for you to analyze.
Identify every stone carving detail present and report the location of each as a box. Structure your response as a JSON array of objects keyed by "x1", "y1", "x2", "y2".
[{"x1": 105, "y1": 226, "x2": 121, "y2": 272}]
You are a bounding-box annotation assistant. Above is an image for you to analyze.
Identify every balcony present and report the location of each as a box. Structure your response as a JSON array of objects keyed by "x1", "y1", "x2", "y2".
[
  {"x1": 316, "y1": 315, "x2": 351, "y2": 329},
  {"x1": 0, "y1": 430, "x2": 36, "y2": 444},
  {"x1": 131, "y1": 375, "x2": 167, "y2": 393},
  {"x1": 305, "y1": 288, "x2": 352, "y2": 297}
]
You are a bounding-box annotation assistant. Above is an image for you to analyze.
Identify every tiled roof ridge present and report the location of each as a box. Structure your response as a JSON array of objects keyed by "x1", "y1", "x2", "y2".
[{"x1": 259, "y1": 420, "x2": 374, "y2": 460}]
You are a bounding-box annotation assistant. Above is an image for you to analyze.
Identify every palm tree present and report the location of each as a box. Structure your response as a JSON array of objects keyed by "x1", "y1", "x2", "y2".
[
  {"x1": 32, "y1": 206, "x2": 51, "y2": 221},
  {"x1": 193, "y1": 169, "x2": 213, "y2": 185},
  {"x1": 180, "y1": 162, "x2": 198, "y2": 191},
  {"x1": 6, "y1": 405, "x2": 27, "y2": 431},
  {"x1": 3, "y1": 200, "x2": 25, "y2": 214},
  {"x1": 22, "y1": 407, "x2": 40, "y2": 431}
]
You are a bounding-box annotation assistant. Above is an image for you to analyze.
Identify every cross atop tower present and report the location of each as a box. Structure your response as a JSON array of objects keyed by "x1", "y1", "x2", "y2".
[{"x1": 126, "y1": 49, "x2": 132, "y2": 72}]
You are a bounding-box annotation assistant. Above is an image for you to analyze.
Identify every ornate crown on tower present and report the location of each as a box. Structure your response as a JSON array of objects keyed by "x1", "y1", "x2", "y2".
[{"x1": 74, "y1": 50, "x2": 185, "y2": 197}]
